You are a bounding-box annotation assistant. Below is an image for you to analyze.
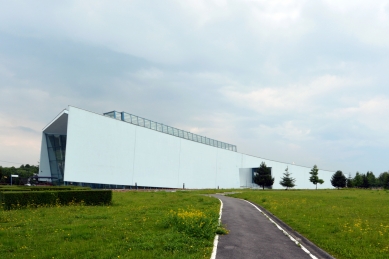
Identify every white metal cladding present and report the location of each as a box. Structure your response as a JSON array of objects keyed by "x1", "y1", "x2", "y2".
[
  {"x1": 60, "y1": 106, "x2": 335, "y2": 189},
  {"x1": 103, "y1": 110, "x2": 237, "y2": 152}
]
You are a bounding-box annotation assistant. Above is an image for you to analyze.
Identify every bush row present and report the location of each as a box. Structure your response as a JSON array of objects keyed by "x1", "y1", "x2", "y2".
[
  {"x1": 1, "y1": 190, "x2": 112, "y2": 210},
  {"x1": 0, "y1": 186, "x2": 91, "y2": 191}
]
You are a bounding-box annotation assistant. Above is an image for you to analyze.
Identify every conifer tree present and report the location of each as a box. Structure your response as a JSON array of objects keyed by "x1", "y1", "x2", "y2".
[
  {"x1": 331, "y1": 170, "x2": 346, "y2": 189},
  {"x1": 353, "y1": 172, "x2": 363, "y2": 187},
  {"x1": 253, "y1": 162, "x2": 274, "y2": 190},
  {"x1": 279, "y1": 166, "x2": 295, "y2": 190},
  {"x1": 346, "y1": 173, "x2": 354, "y2": 188}
]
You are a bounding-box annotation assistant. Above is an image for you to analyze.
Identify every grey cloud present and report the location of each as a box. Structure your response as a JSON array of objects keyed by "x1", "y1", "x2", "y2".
[{"x1": 1, "y1": 1, "x2": 389, "y2": 174}]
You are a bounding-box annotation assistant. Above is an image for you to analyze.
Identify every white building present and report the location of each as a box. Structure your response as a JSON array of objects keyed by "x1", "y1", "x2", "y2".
[{"x1": 39, "y1": 106, "x2": 334, "y2": 189}]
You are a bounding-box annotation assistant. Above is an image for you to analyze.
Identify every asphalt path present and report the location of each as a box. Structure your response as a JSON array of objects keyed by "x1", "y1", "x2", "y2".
[{"x1": 212, "y1": 194, "x2": 334, "y2": 259}]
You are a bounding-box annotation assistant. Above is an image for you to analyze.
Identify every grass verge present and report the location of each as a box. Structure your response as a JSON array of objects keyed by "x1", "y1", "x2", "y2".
[
  {"x1": 0, "y1": 191, "x2": 220, "y2": 259},
  {"x1": 228, "y1": 189, "x2": 389, "y2": 259}
]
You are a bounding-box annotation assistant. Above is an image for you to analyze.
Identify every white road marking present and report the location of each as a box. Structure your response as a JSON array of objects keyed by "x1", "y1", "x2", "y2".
[
  {"x1": 243, "y1": 200, "x2": 318, "y2": 259},
  {"x1": 210, "y1": 198, "x2": 223, "y2": 259}
]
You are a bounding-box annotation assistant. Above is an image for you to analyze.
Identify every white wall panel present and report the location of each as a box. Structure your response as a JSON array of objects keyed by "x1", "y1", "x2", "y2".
[
  {"x1": 178, "y1": 140, "x2": 218, "y2": 189},
  {"x1": 132, "y1": 126, "x2": 181, "y2": 188},
  {"x1": 59, "y1": 106, "x2": 335, "y2": 189},
  {"x1": 65, "y1": 107, "x2": 135, "y2": 185},
  {"x1": 215, "y1": 149, "x2": 241, "y2": 188}
]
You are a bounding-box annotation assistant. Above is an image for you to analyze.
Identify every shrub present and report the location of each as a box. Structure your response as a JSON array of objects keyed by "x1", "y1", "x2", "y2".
[
  {"x1": 1, "y1": 190, "x2": 112, "y2": 210},
  {"x1": 29, "y1": 187, "x2": 72, "y2": 191},
  {"x1": 57, "y1": 190, "x2": 112, "y2": 205},
  {"x1": 2, "y1": 191, "x2": 57, "y2": 210},
  {"x1": 0, "y1": 186, "x2": 90, "y2": 192}
]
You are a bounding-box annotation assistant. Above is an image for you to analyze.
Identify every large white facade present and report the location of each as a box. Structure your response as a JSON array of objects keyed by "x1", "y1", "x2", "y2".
[{"x1": 39, "y1": 106, "x2": 335, "y2": 189}]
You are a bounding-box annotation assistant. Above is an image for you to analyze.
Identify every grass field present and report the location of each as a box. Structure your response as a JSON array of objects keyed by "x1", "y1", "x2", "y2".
[
  {"x1": 2, "y1": 188, "x2": 386, "y2": 259},
  {"x1": 228, "y1": 189, "x2": 389, "y2": 259},
  {"x1": 0, "y1": 191, "x2": 220, "y2": 259}
]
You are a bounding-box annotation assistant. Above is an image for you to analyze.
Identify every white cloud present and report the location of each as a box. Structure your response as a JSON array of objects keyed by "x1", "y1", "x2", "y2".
[
  {"x1": 320, "y1": 0, "x2": 389, "y2": 47},
  {"x1": 133, "y1": 68, "x2": 164, "y2": 80},
  {"x1": 221, "y1": 75, "x2": 355, "y2": 114},
  {"x1": 333, "y1": 97, "x2": 389, "y2": 132}
]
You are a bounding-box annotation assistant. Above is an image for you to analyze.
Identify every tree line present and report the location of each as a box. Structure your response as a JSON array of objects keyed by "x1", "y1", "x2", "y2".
[
  {"x1": 253, "y1": 162, "x2": 389, "y2": 190},
  {"x1": 0, "y1": 164, "x2": 39, "y2": 185},
  {"x1": 334, "y1": 171, "x2": 389, "y2": 189}
]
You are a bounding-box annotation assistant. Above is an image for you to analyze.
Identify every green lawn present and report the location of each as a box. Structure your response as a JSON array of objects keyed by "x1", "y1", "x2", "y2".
[
  {"x1": 0, "y1": 191, "x2": 220, "y2": 259},
  {"x1": 3, "y1": 188, "x2": 386, "y2": 259},
  {"x1": 228, "y1": 189, "x2": 389, "y2": 259}
]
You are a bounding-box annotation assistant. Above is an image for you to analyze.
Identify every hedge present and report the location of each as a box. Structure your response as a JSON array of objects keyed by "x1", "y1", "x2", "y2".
[
  {"x1": 29, "y1": 187, "x2": 92, "y2": 191},
  {"x1": 0, "y1": 186, "x2": 90, "y2": 192},
  {"x1": 1, "y1": 190, "x2": 112, "y2": 210}
]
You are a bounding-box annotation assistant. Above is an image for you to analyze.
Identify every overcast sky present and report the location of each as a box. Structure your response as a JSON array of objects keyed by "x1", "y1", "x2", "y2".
[{"x1": 1, "y1": 0, "x2": 389, "y2": 176}]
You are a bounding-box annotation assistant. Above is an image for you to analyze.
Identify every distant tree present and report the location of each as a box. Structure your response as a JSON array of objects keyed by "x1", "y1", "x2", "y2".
[
  {"x1": 346, "y1": 173, "x2": 354, "y2": 188},
  {"x1": 309, "y1": 165, "x2": 324, "y2": 190},
  {"x1": 253, "y1": 162, "x2": 274, "y2": 190},
  {"x1": 354, "y1": 172, "x2": 363, "y2": 188},
  {"x1": 361, "y1": 174, "x2": 370, "y2": 188},
  {"x1": 385, "y1": 173, "x2": 389, "y2": 189},
  {"x1": 366, "y1": 171, "x2": 377, "y2": 188},
  {"x1": 378, "y1": 172, "x2": 389, "y2": 189},
  {"x1": 0, "y1": 166, "x2": 12, "y2": 184},
  {"x1": 279, "y1": 166, "x2": 296, "y2": 190},
  {"x1": 0, "y1": 165, "x2": 38, "y2": 185},
  {"x1": 331, "y1": 170, "x2": 346, "y2": 189}
]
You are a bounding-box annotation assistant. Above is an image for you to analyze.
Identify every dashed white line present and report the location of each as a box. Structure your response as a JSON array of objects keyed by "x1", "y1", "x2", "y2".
[{"x1": 243, "y1": 199, "x2": 318, "y2": 259}]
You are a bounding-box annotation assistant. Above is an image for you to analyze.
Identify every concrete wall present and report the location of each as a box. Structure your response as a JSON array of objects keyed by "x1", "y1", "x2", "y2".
[{"x1": 63, "y1": 106, "x2": 334, "y2": 189}]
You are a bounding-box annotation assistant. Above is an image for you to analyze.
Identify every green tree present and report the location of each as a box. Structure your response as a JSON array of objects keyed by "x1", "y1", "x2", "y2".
[
  {"x1": 385, "y1": 173, "x2": 389, "y2": 189},
  {"x1": 361, "y1": 174, "x2": 370, "y2": 188},
  {"x1": 279, "y1": 166, "x2": 295, "y2": 190},
  {"x1": 346, "y1": 173, "x2": 354, "y2": 188},
  {"x1": 253, "y1": 162, "x2": 274, "y2": 190},
  {"x1": 0, "y1": 166, "x2": 13, "y2": 184},
  {"x1": 377, "y1": 172, "x2": 389, "y2": 189},
  {"x1": 331, "y1": 170, "x2": 346, "y2": 189},
  {"x1": 0, "y1": 164, "x2": 38, "y2": 185},
  {"x1": 354, "y1": 172, "x2": 363, "y2": 188},
  {"x1": 309, "y1": 165, "x2": 324, "y2": 189},
  {"x1": 366, "y1": 171, "x2": 377, "y2": 188}
]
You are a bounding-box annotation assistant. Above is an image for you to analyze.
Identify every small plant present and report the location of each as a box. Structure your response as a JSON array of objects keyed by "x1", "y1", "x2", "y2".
[
  {"x1": 216, "y1": 225, "x2": 229, "y2": 235},
  {"x1": 163, "y1": 208, "x2": 219, "y2": 240}
]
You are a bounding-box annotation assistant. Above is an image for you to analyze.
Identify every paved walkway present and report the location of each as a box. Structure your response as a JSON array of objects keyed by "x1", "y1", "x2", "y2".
[{"x1": 212, "y1": 194, "x2": 333, "y2": 259}]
